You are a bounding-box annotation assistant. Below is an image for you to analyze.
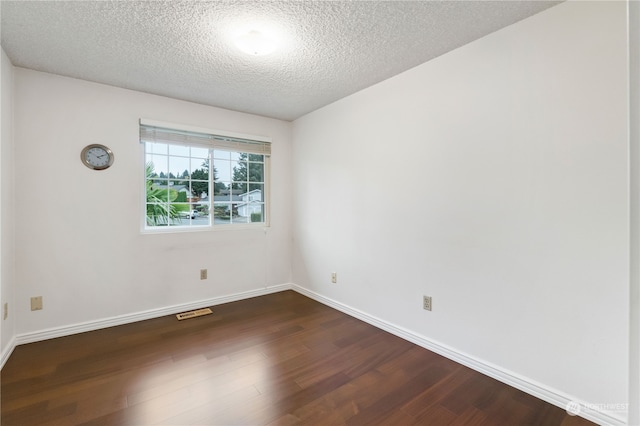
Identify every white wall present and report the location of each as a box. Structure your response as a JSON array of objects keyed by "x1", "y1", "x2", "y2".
[
  {"x1": 1, "y1": 48, "x2": 16, "y2": 362},
  {"x1": 628, "y1": 0, "x2": 640, "y2": 423},
  {"x1": 292, "y1": 1, "x2": 629, "y2": 422},
  {"x1": 13, "y1": 69, "x2": 292, "y2": 335}
]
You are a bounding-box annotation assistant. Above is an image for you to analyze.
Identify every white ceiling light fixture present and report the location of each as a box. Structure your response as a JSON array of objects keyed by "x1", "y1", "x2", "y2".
[{"x1": 235, "y1": 30, "x2": 277, "y2": 56}]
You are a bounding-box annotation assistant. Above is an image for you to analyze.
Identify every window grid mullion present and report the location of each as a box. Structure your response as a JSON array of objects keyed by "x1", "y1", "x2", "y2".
[{"x1": 144, "y1": 138, "x2": 267, "y2": 229}]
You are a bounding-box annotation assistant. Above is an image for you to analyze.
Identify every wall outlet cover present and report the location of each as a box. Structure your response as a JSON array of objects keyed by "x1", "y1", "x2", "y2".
[
  {"x1": 423, "y1": 295, "x2": 432, "y2": 311},
  {"x1": 31, "y1": 296, "x2": 43, "y2": 311}
]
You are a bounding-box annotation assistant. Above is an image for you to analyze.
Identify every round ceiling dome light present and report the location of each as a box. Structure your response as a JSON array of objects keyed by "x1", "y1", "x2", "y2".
[{"x1": 235, "y1": 30, "x2": 277, "y2": 56}]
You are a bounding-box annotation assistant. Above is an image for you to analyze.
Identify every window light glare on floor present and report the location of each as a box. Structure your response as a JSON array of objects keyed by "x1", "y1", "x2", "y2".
[{"x1": 235, "y1": 30, "x2": 277, "y2": 56}]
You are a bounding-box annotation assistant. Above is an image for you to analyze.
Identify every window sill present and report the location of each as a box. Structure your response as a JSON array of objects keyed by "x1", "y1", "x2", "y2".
[{"x1": 141, "y1": 222, "x2": 269, "y2": 235}]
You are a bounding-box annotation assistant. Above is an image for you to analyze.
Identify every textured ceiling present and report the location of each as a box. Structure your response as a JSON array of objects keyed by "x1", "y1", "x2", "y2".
[{"x1": 1, "y1": 1, "x2": 561, "y2": 121}]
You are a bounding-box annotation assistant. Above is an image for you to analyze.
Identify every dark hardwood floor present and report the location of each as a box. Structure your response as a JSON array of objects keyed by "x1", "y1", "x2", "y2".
[{"x1": 1, "y1": 291, "x2": 593, "y2": 425}]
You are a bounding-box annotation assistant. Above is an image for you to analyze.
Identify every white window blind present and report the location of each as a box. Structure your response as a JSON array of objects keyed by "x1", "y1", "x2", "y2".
[{"x1": 139, "y1": 122, "x2": 271, "y2": 156}]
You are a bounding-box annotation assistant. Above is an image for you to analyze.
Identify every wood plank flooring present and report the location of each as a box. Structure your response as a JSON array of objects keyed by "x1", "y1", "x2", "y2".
[{"x1": 1, "y1": 291, "x2": 594, "y2": 425}]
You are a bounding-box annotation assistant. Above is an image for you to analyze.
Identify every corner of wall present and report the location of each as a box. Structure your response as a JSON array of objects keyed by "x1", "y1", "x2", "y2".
[
  {"x1": 1, "y1": 46, "x2": 17, "y2": 367},
  {"x1": 627, "y1": 0, "x2": 640, "y2": 423}
]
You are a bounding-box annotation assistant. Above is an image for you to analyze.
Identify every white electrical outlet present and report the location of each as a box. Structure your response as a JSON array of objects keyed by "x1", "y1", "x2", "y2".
[
  {"x1": 423, "y1": 295, "x2": 432, "y2": 311},
  {"x1": 200, "y1": 269, "x2": 208, "y2": 280},
  {"x1": 331, "y1": 272, "x2": 337, "y2": 283}
]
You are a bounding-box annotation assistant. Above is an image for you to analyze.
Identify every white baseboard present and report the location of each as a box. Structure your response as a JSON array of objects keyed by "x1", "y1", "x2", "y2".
[
  {"x1": 1, "y1": 335, "x2": 16, "y2": 370},
  {"x1": 14, "y1": 283, "x2": 292, "y2": 346},
  {"x1": 291, "y1": 284, "x2": 625, "y2": 426}
]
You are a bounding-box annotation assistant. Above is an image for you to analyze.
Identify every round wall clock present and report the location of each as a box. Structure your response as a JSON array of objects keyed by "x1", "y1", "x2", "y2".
[{"x1": 81, "y1": 144, "x2": 114, "y2": 170}]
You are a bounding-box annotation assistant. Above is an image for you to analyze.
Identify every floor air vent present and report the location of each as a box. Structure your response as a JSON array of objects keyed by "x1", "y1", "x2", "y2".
[{"x1": 176, "y1": 308, "x2": 213, "y2": 320}]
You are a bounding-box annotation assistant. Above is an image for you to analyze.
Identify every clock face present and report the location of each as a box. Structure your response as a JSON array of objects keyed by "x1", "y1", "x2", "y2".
[{"x1": 81, "y1": 144, "x2": 114, "y2": 170}]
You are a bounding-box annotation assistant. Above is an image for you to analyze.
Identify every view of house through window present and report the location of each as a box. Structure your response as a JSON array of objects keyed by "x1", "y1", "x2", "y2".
[
  {"x1": 212, "y1": 150, "x2": 265, "y2": 225},
  {"x1": 141, "y1": 123, "x2": 269, "y2": 229}
]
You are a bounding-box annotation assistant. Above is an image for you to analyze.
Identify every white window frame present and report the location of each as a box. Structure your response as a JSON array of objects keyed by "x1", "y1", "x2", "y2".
[{"x1": 140, "y1": 119, "x2": 271, "y2": 233}]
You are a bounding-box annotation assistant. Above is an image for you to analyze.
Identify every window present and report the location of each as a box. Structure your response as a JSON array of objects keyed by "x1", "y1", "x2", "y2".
[{"x1": 140, "y1": 120, "x2": 270, "y2": 230}]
